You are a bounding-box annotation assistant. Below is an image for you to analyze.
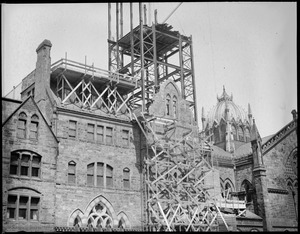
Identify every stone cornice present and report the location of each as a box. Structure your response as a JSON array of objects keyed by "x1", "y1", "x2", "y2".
[
  {"x1": 262, "y1": 120, "x2": 297, "y2": 155},
  {"x1": 56, "y1": 106, "x2": 133, "y2": 126}
]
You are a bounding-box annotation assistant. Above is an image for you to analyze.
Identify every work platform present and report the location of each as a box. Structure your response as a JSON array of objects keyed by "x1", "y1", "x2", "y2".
[{"x1": 51, "y1": 58, "x2": 138, "y2": 94}]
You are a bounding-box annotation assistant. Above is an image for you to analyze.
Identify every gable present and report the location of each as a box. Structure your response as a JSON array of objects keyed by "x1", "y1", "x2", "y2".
[
  {"x1": 262, "y1": 119, "x2": 297, "y2": 155},
  {"x1": 2, "y1": 97, "x2": 22, "y2": 123},
  {"x1": 2, "y1": 96, "x2": 58, "y2": 143}
]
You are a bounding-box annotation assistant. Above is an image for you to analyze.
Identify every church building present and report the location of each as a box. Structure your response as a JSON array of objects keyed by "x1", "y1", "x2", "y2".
[{"x1": 2, "y1": 36, "x2": 297, "y2": 232}]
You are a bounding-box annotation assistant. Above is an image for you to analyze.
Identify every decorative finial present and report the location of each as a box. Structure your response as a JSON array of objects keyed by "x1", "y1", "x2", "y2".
[
  {"x1": 250, "y1": 118, "x2": 261, "y2": 142},
  {"x1": 248, "y1": 103, "x2": 252, "y2": 116}
]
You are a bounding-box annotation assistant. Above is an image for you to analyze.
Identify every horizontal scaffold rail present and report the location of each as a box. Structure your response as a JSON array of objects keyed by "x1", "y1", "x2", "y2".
[{"x1": 51, "y1": 58, "x2": 138, "y2": 87}]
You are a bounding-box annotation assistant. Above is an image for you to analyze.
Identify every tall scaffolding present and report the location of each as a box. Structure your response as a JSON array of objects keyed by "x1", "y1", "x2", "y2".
[
  {"x1": 107, "y1": 3, "x2": 236, "y2": 231},
  {"x1": 108, "y1": 3, "x2": 198, "y2": 123}
]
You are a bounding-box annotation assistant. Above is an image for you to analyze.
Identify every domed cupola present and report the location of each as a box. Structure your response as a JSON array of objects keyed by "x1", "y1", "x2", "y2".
[
  {"x1": 207, "y1": 86, "x2": 248, "y2": 125},
  {"x1": 202, "y1": 86, "x2": 253, "y2": 153}
]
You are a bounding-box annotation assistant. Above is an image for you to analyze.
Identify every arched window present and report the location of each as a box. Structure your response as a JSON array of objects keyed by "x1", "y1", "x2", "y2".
[
  {"x1": 9, "y1": 151, "x2": 41, "y2": 178},
  {"x1": 17, "y1": 112, "x2": 27, "y2": 138},
  {"x1": 241, "y1": 180, "x2": 253, "y2": 203},
  {"x1": 223, "y1": 179, "x2": 234, "y2": 200},
  {"x1": 87, "y1": 202, "x2": 113, "y2": 228},
  {"x1": 68, "y1": 161, "x2": 76, "y2": 184},
  {"x1": 166, "y1": 94, "x2": 171, "y2": 116},
  {"x1": 87, "y1": 163, "x2": 95, "y2": 186},
  {"x1": 29, "y1": 114, "x2": 39, "y2": 139},
  {"x1": 106, "y1": 165, "x2": 113, "y2": 188},
  {"x1": 173, "y1": 96, "x2": 177, "y2": 118},
  {"x1": 117, "y1": 212, "x2": 131, "y2": 229},
  {"x1": 220, "y1": 123, "x2": 226, "y2": 141},
  {"x1": 231, "y1": 125, "x2": 237, "y2": 140},
  {"x1": 7, "y1": 188, "x2": 41, "y2": 221},
  {"x1": 238, "y1": 126, "x2": 244, "y2": 141},
  {"x1": 123, "y1": 168, "x2": 130, "y2": 189},
  {"x1": 220, "y1": 179, "x2": 224, "y2": 198},
  {"x1": 97, "y1": 162, "x2": 104, "y2": 187},
  {"x1": 287, "y1": 181, "x2": 297, "y2": 220},
  {"x1": 213, "y1": 126, "x2": 220, "y2": 143},
  {"x1": 245, "y1": 128, "x2": 250, "y2": 142},
  {"x1": 87, "y1": 162, "x2": 113, "y2": 188}
]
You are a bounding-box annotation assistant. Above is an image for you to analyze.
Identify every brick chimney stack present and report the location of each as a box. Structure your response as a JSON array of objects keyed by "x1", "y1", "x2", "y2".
[{"x1": 34, "y1": 39, "x2": 52, "y2": 123}]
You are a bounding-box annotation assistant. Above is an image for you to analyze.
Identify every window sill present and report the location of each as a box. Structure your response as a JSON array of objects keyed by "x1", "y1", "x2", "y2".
[
  {"x1": 7, "y1": 219, "x2": 40, "y2": 223},
  {"x1": 8, "y1": 175, "x2": 42, "y2": 181}
]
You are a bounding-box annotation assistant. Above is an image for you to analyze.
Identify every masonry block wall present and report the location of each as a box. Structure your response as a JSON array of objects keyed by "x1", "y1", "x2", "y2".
[
  {"x1": 2, "y1": 97, "x2": 58, "y2": 232},
  {"x1": 53, "y1": 110, "x2": 142, "y2": 228},
  {"x1": 2, "y1": 98, "x2": 22, "y2": 121},
  {"x1": 235, "y1": 162, "x2": 253, "y2": 190},
  {"x1": 262, "y1": 130, "x2": 298, "y2": 231}
]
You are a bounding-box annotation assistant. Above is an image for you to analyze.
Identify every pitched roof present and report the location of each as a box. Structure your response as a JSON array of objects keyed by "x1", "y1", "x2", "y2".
[
  {"x1": 234, "y1": 135, "x2": 274, "y2": 158},
  {"x1": 2, "y1": 96, "x2": 59, "y2": 143}
]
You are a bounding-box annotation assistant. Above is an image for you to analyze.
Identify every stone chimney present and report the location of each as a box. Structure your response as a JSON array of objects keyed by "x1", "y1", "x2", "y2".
[{"x1": 34, "y1": 39, "x2": 52, "y2": 123}]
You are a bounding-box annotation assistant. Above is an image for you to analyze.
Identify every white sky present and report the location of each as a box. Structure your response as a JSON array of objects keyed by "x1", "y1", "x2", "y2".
[{"x1": 1, "y1": 2, "x2": 297, "y2": 137}]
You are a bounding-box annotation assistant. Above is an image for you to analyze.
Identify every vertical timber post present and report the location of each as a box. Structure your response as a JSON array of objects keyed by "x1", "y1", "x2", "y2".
[
  {"x1": 108, "y1": 3, "x2": 111, "y2": 72},
  {"x1": 152, "y1": 23, "x2": 158, "y2": 89},
  {"x1": 189, "y1": 35, "x2": 198, "y2": 123},
  {"x1": 139, "y1": 2, "x2": 145, "y2": 112},
  {"x1": 116, "y1": 3, "x2": 119, "y2": 71},
  {"x1": 179, "y1": 35, "x2": 185, "y2": 99}
]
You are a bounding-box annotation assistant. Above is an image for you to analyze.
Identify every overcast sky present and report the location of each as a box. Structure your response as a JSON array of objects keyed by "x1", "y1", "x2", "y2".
[{"x1": 1, "y1": 2, "x2": 297, "y2": 137}]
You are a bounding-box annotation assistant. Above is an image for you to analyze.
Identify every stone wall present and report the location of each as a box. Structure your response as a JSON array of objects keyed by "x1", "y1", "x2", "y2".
[
  {"x1": 263, "y1": 130, "x2": 298, "y2": 231},
  {"x1": 53, "y1": 110, "x2": 142, "y2": 228},
  {"x1": 2, "y1": 98, "x2": 22, "y2": 122},
  {"x1": 2, "y1": 98, "x2": 58, "y2": 232}
]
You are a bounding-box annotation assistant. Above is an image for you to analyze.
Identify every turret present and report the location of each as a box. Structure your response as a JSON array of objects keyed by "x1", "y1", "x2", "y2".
[
  {"x1": 250, "y1": 118, "x2": 271, "y2": 231},
  {"x1": 250, "y1": 119, "x2": 263, "y2": 167}
]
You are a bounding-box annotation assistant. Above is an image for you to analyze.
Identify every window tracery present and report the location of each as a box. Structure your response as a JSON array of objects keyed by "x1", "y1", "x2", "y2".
[{"x1": 87, "y1": 203, "x2": 113, "y2": 228}]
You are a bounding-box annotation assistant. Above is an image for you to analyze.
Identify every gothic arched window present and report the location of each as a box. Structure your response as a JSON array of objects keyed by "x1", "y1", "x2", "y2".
[
  {"x1": 17, "y1": 112, "x2": 27, "y2": 138},
  {"x1": 123, "y1": 168, "x2": 130, "y2": 189},
  {"x1": 220, "y1": 123, "x2": 226, "y2": 142},
  {"x1": 29, "y1": 114, "x2": 39, "y2": 139},
  {"x1": 241, "y1": 180, "x2": 253, "y2": 203},
  {"x1": 231, "y1": 125, "x2": 237, "y2": 140},
  {"x1": 166, "y1": 94, "x2": 171, "y2": 116},
  {"x1": 68, "y1": 161, "x2": 76, "y2": 184},
  {"x1": 245, "y1": 128, "x2": 250, "y2": 142},
  {"x1": 87, "y1": 203, "x2": 113, "y2": 228},
  {"x1": 287, "y1": 180, "x2": 298, "y2": 220},
  {"x1": 173, "y1": 96, "x2": 177, "y2": 118},
  {"x1": 213, "y1": 126, "x2": 220, "y2": 143},
  {"x1": 238, "y1": 126, "x2": 244, "y2": 141}
]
